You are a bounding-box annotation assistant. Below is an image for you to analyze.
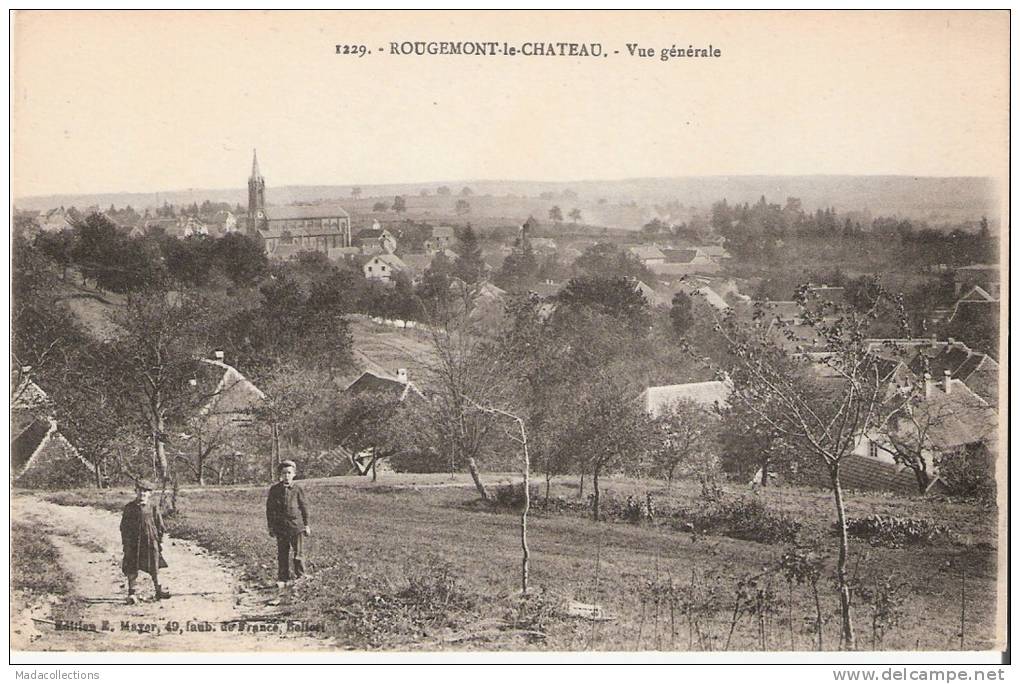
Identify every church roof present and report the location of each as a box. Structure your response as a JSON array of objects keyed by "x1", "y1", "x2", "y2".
[{"x1": 262, "y1": 204, "x2": 350, "y2": 221}]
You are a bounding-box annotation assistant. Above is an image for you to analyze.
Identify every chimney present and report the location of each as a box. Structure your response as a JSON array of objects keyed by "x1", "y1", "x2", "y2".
[
  {"x1": 947, "y1": 337, "x2": 956, "y2": 347},
  {"x1": 944, "y1": 370, "x2": 952, "y2": 394},
  {"x1": 923, "y1": 372, "x2": 933, "y2": 399},
  {"x1": 214, "y1": 350, "x2": 225, "y2": 361},
  {"x1": 397, "y1": 368, "x2": 408, "y2": 384}
]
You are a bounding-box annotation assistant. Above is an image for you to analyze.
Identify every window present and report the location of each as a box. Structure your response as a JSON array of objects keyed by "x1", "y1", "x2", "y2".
[
  {"x1": 367, "y1": 266, "x2": 372, "y2": 273},
  {"x1": 868, "y1": 440, "x2": 879, "y2": 460}
]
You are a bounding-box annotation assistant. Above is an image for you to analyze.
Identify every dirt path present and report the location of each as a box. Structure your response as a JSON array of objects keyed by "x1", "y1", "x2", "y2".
[{"x1": 11, "y1": 496, "x2": 333, "y2": 652}]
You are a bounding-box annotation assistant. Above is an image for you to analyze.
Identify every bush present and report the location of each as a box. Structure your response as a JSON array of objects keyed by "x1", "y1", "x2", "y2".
[
  {"x1": 844, "y1": 514, "x2": 950, "y2": 548},
  {"x1": 490, "y1": 481, "x2": 541, "y2": 511},
  {"x1": 935, "y1": 445, "x2": 996, "y2": 503},
  {"x1": 678, "y1": 496, "x2": 801, "y2": 544},
  {"x1": 388, "y1": 449, "x2": 450, "y2": 474}
]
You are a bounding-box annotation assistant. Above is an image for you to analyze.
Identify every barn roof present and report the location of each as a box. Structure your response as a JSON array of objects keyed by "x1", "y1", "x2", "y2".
[
  {"x1": 641, "y1": 379, "x2": 732, "y2": 417},
  {"x1": 263, "y1": 203, "x2": 350, "y2": 221}
]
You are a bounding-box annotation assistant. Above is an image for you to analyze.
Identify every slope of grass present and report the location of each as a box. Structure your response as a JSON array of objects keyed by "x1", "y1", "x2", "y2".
[
  {"x1": 11, "y1": 521, "x2": 76, "y2": 598},
  {"x1": 39, "y1": 474, "x2": 999, "y2": 652}
]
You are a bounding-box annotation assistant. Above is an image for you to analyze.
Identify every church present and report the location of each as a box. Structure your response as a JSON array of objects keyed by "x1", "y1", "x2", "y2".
[{"x1": 246, "y1": 150, "x2": 352, "y2": 257}]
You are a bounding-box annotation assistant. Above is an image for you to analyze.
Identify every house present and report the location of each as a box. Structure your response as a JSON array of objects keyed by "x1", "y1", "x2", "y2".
[
  {"x1": 628, "y1": 245, "x2": 666, "y2": 266},
  {"x1": 639, "y1": 378, "x2": 732, "y2": 418},
  {"x1": 651, "y1": 248, "x2": 720, "y2": 277},
  {"x1": 529, "y1": 237, "x2": 558, "y2": 255},
  {"x1": 344, "y1": 368, "x2": 425, "y2": 476},
  {"x1": 953, "y1": 263, "x2": 999, "y2": 298},
  {"x1": 11, "y1": 378, "x2": 97, "y2": 489},
  {"x1": 849, "y1": 372, "x2": 996, "y2": 495},
  {"x1": 363, "y1": 254, "x2": 409, "y2": 283},
  {"x1": 354, "y1": 222, "x2": 397, "y2": 255},
  {"x1": 868, "y1": 337, "x2": 1000, "y2": 407},
  {"x1": 424, "y1": 226, "x2": 455, "y2": 255},
  {"x1": 699, "y1": 245, "x2": 732, "y2": 263},
  {"x1": 631, "y1": 279, "x2": 669, "y2": 308},
  {"x1": 346, "y1": 368, "x2": 424, "y2": 401},
  {"x1": 38, "y1": 207, "x2": 74, "y2": 233}
]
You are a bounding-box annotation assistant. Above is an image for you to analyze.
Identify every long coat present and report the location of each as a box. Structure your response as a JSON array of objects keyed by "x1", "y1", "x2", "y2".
[{"x1": 120, "y1": 500, "x2": 168, "y2": 576}]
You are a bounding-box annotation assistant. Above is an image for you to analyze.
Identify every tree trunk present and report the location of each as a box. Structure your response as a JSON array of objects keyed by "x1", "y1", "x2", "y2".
[
  {"x1": 830, "y1": 464, "x2": 856, "y2": 650},
  {"x1": 592, "y1": 464, "x2": 601, "y2": 521},
  {"x1": 519, "y1": 422, "x2": 530, "y2": 594},
  {"x1": 912, "y1": 463, "x2": 930, "y2": 493},
  {"x1": 94, "y1": 460, "x2": 103, "y2": 488},
  {"x1": 545, "y1": 470, "x2": 552, "y2": 504},
  {"x1": 154, "y1": 417, "x2": 169, "y2": 484},
  {"x1": 761, "y1": 459, "x2": 769, "y2": 488},
  {"x1": 466, "y1": 456, "x2": 488, "y2": 501},
  {"x1": 578, "y1": 468, "x2": 586, "y2": 500}
]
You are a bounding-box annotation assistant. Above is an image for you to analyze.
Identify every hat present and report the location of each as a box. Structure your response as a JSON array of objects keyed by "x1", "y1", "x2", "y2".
[
  {"x1": 278, "y1": 460, "x2": 297, "y2": 470},
  {"x1": 136, "y1": 479, "x2": 156, "y2": 491}
]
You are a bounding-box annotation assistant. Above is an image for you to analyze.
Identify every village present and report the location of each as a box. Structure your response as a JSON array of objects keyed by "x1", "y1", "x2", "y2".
[{"x1": 11, "y1": 153, "x2": 1002, "y2": 652}]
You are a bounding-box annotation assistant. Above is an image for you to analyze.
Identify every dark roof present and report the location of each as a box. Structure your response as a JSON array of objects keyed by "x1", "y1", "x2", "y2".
[
  {"x1": 356, "y1": 228, "x2": 386, "y2": 240},
  {"x1": 345, "y1": 372, "x2": 406, "y2": 397},
  {"x1": 662, "y1": 248, "x2": 699, "y2": 264},
  {"x1": 11, "y1": 417, "x2": 51, "y2": 473},
  {"x1": 838, "y1": 454, "x2": 923, "y2": 496}
]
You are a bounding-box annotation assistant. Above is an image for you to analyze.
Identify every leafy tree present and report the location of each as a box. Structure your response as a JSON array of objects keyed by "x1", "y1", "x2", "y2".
[
  {"x1": 453, "y1": 225, "x2": 486, "y2": 285},
  {"x1": 460, "y1": 186, "x2": 473, "y2": 197},
  {"x1": 574, "y1": 242, "x2": 654, "y2": 285},
  {"x1": 70, "y1": 213, "x2": 121, "y2": 288},
  {"x1": 495, "y1": 244, "x2": 538, "y2": 291},
  {"x1": 213, "y1": 232, "x2": 268, "y2": 286},
  {"x1": 568, "y1": 208, "x2": 582, "y2": 224},
  {"x1": 110, "y1": 290, "x2": 214, "y2": 484},
  {"x1": 649, "y1": 399, "x2": 718, "y2": 489},
  {"x1": 351, "y1": 187, "x2": 362, "y2": 199},
  {"x1": 436, "y1": 186, "x2": 452, "y2": 196},
  {"x1": 34, "y1": 229, "x2": 76, "y2": 280},
  {"x1": 548, "y1": 205, "x2": 563, "y2": 224},
  {"x1": 163, "y1": 235, "x2": 214, "y2": 288},
  {"x1": 455, "y1": 199, "x2": 471, "y2": 215},
  {"x1": 392, "y1": 196, "x2": 407, "y2": 213},
  {"x1": 557, "y1": 276, "x2": 651, "y2": 333},
  {"x1": 373, "y1": 201, "x2": 388, "y2": 212},
  {"x1": 670, "y1": 291, "x2": 695, "y2": 337}
]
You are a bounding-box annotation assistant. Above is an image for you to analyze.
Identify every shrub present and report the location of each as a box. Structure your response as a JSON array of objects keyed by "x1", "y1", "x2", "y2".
[
  {"x1": 844, "y1": 514, "x2": 950, "y2": 548},
  {"x1": 935, "y1": 445, "x2": 996, "y2": 504},
  {"x1": 692, "y1": 496, "x2": 800, "y2": 544},
  {"x1": 490, "y1": 481, "x2": 541, "y2": 511}
]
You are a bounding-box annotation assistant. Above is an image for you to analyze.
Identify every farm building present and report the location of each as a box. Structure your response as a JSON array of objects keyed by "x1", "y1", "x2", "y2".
[
  {"x1": 639, "y1": 378, "x2": 732, "y2": 418},
  {"x1": 11, "y1": 378, "x2": 97, "y2": 489}
]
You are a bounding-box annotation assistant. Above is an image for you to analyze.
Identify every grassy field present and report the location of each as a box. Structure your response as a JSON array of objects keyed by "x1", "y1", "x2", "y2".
[
  {"x1": 40, "y1": 473, "x2": 999, "y2": 652},
  {"x1": 11, "y1": 521, "x2": 76, "y2": 598}
]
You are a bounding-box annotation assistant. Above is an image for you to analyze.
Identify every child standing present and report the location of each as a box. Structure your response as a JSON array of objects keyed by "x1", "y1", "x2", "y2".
[
  {"x1": 266, "y1": 460, "x2": 311, "y2": 588},
  {"x1": 120, "y1": 480, "x2": 170, "y2": 604}
]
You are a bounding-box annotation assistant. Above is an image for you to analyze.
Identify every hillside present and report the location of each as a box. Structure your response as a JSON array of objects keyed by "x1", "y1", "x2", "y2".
[{"x1": 15, "y1": 175, "x2": 999, "y2": 230}]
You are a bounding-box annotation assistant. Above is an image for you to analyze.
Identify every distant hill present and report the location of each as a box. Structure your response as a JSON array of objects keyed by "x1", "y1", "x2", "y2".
[{"x1": 14, "y1": 175, "x2": 999, "y2": 229}]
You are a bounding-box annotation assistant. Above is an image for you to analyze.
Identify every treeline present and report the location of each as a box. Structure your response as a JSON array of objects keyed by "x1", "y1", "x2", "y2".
[
  {"x1": 710, "y1": 196, "x2": 996, "y2": 266},
  {"x1": 29, "y1": 213, "x2": 268, "y2": 292}
]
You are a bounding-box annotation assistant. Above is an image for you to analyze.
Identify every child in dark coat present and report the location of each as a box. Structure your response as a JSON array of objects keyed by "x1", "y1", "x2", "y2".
[
  {"x1": 266, "y1": 460, "x2": 311, "y2": 588},
  {"x1": 120, "y1": 480, "x2": 170, "y2": 604}
]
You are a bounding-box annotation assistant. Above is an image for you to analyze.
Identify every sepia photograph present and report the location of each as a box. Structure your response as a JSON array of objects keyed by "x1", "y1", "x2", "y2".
[{"x1": 8, "y1": 10, "x2": 1009, "y2": 664}]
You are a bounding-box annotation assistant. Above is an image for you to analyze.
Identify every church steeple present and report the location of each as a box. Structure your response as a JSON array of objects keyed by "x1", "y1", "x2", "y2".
[
  {"x1": 251, "y1": 149, "x2": 261, "y2": 180},
  {"x1": 247, "y1": 148, "x2": 266, "y2": 235}
]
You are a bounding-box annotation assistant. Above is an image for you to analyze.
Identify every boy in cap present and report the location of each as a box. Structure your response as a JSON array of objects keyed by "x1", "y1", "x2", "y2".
[
  {"x1": 120, "y1": 480, "x2": 170, "y2": 604},
  {"x1": 266, "y1": 460, "x2": 311, "y2": 588}
]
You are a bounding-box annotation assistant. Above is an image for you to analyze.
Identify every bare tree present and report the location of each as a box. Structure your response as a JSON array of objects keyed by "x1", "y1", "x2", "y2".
[{"x1": 715, "y1": 287, "x2": 911, "y2": 650}]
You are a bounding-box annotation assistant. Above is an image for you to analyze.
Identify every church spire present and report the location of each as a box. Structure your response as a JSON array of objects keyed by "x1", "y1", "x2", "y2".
[
  {"x1": 250, "y1": 148, "x2": 262, "y2": 180},
  {"x1": 247, "y1": 148, "x2": 266, "y2": 235}
]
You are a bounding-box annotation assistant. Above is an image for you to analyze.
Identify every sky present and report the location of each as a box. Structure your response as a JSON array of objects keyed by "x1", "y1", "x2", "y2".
[{"x1": 11, "y1": 10, "x2": 1009, "y2": 198}]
